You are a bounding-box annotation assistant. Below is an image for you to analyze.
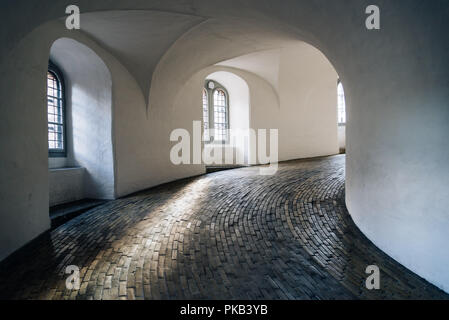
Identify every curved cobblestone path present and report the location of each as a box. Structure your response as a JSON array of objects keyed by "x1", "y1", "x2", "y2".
[{"x1": 0, "y1": 155, "x2": 447, "y2": 300}]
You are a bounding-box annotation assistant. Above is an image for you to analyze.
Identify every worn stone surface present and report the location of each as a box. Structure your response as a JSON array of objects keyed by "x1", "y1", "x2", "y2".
[{"x1": 0, "y1": 155, "x2": 447, "y2": 300}]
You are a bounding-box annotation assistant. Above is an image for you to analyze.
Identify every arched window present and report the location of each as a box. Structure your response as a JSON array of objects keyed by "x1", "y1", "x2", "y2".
[
  {"x1": 337, "y1": 80, "x2": 346, "y2": 125},
  {"x1": 47, "y1": 62, "x2": 66, "y2": 157},
  {"x1": 202, "y1": 80, "x2": 229, "y2": 143},
  {"x1": 213, "y1": 89, "x2": 228, "y2": 142}
]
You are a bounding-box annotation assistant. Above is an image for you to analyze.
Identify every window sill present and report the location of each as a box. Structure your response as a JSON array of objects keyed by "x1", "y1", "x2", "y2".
[
  {"x1": 49, "y1": 167, "x2": 84, "y2": 173},
  {"x1": 48, "y1": 151, "x2": 67, "y2": 158},
  {"x1": 204, "y1": 143, "x2": 234, "y2": 147}
]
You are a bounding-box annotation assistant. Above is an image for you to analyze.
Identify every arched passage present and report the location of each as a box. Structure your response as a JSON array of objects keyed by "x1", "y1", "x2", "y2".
[
  {"x1": 48, "y1": 38, "x2": 115, "y2": 204},
  {"x1": 172, "y1": 42, "x2": 341, "y2": 169},
  {"x1": 0, "y1": 2, "x2": 448, "y2": 294},
  {"x1": 203, "y1": 71, "x2": 250, "y2": 166}
]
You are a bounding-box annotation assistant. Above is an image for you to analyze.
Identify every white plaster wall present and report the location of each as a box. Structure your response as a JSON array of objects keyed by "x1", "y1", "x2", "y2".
[
  {"x1": 49, "y1": 168, "x2": 85, "y2": 206},
  {"x1": 0, "y1": 28, "x2": 52, "y2": 261},
  {"x1": 344, "y1": 38, "x2": 449, "y2": 293},
  {"x1": 276, "y1": 43, "x2": 339, "y2": 160},
  {"x1": 50, "y1": 38, "x2": 115, "y2": 200},
  {"x1": 49, "y1": 157, "x2": 68, "y2": 169},
  {"x1": 338, "y1": 126, "x2": 346, "y2": 151},
  {"x1": 113, "y1": 60, "x2": 206, "y2": 197}
]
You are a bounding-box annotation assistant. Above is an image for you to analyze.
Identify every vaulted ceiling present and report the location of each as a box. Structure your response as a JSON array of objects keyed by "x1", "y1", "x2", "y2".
[
  {"x1": 80, "y1": 10, "x2": 205, "y2": 96},
  {"x1": 71, "y1": 10, "x2": 304, "y2": 104},
  {"x1": 216, "y1": 49, "x2": 281, "y2": 92}
]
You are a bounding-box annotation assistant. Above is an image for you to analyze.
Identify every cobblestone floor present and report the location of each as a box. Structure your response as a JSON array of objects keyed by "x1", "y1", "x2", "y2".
[{"x1": 0, "y1": 155, "x2": 447, "y2": 300}]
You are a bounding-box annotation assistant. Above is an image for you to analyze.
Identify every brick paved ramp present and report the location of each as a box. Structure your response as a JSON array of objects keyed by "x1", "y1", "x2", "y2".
[{"x1": 0, "y1": 155, "x2": 447, "y2": 299}]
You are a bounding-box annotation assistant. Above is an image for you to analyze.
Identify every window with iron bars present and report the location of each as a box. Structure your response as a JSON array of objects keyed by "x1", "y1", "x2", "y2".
[
  {"x1": 203, "y1": 80, "x2": 229, "y2": 143},
  {"x1": 47, "y1": 62, "x2": 66, "y2": 157}
]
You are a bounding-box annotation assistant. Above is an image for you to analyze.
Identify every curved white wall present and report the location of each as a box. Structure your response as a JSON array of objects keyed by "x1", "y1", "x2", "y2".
[
  {"x1": 338, "y1": 4, "x2": 449, "y2": 293},
  {"x1": 268, "y1": 43, "x2": 339, "y2": 161},
  {"x1": 344, "y1": 33, "x2": 449, "y2": 292}
]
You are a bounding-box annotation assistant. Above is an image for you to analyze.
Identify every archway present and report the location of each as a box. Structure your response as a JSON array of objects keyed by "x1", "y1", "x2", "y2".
[
  {"x1": 48, "y1": 38, "x2": 115, "y2": 205},
  {"x1": 203, "y1": 71, "x2": 250, "y2": 168}
]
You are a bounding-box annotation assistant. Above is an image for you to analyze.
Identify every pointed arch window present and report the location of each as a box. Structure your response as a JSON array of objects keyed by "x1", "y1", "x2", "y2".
[
  {"x1": 202, "y1": 80, "x2": 229, "y2": 143},
  {"x1": 47, "y1": 62, "x2": 66, "y2": 157}
]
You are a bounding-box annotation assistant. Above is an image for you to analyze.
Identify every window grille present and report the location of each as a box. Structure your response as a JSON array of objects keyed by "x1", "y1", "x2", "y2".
[
  {"x1": 47, "y1": 64, "x2": 66, "y2": 157},
  {"x1": 202, "y1": 81, "x2": 229, "y2": 143},
  {"x1": 213, "y1": 89, "x2": 228, "y2": 142}
]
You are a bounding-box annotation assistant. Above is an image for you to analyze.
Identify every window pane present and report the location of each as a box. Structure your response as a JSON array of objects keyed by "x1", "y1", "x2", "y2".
[
  {"x1": 213, "y1": 89, "x2": 228, "y2": 142},
  {"x1": 47, "y1": 71, "x2": 64, "y2": 151}
]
